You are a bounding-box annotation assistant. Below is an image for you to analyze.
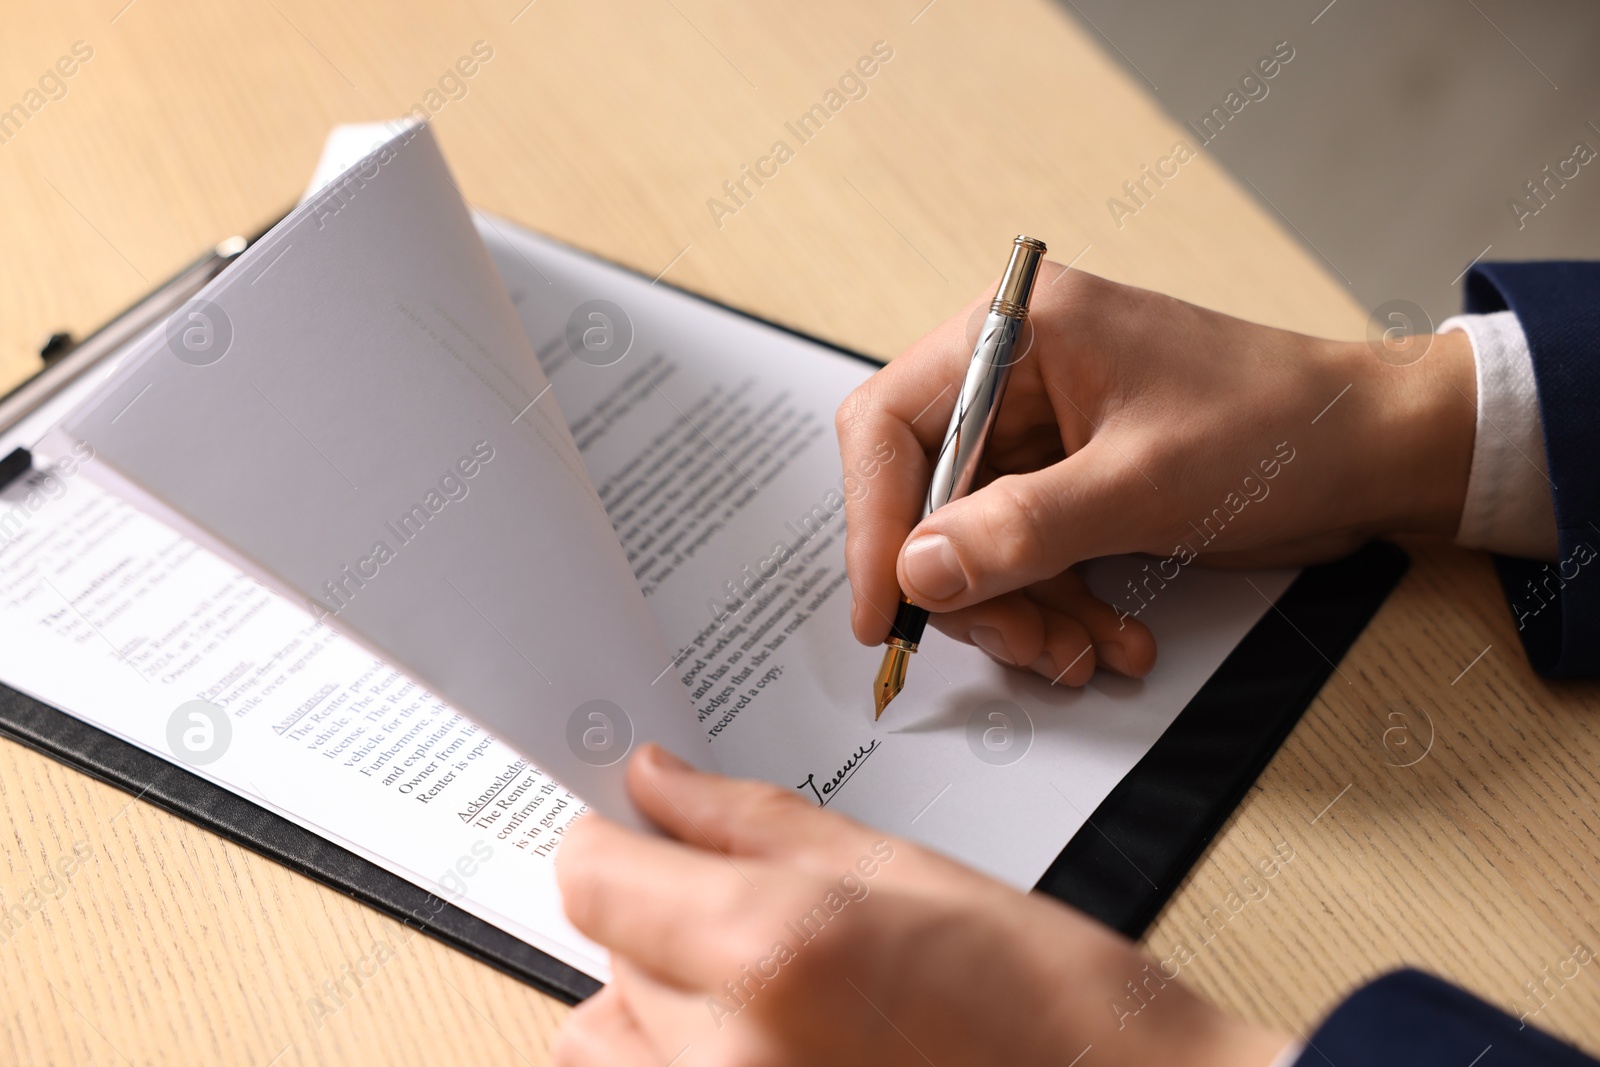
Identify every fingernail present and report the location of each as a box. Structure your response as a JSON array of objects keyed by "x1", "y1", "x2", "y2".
[
  {"x1": 970, "y1": 626, "x2": 1015, "y2": 665},
  {"x1": 903, "y1": 534, "x2": 967, "y2": 601},
  {"x1": 641, "y1": 743, "x2": 691, "y2": 772},
  {"x1": 1096, "y1": 643, "x2": 1131, "y2": 675}
]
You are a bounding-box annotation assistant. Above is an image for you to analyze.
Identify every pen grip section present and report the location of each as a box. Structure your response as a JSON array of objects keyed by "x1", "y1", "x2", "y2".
[{"x1": 889, "y1": 598, "x2": 929, "y2": 648}]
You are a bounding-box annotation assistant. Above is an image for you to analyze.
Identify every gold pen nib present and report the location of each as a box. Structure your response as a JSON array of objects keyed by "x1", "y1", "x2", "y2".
[{"x1": 873, "y1": 643, "x2": 911, "y2": 720}]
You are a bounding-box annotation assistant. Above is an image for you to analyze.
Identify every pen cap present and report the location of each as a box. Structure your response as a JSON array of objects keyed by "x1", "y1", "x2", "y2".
[{"x1": 991, "y1": 236, "x2": 1047, "y2": 319}]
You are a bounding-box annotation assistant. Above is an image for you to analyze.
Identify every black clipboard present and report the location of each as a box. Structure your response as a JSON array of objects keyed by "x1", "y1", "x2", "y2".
[{"x1": 0, "y1": 220, "x2": 1408, "y2": 1005}]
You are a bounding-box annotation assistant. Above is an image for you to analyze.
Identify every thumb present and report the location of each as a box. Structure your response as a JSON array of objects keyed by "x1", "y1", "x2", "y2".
[{"x1": 897, "y1": 441, "x2": 1139, "y2": 612}]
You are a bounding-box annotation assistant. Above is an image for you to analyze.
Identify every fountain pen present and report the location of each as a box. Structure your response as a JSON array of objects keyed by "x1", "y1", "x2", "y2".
[{"x1": 873, "y1": 235, "x2": 1047, "y2": 719}]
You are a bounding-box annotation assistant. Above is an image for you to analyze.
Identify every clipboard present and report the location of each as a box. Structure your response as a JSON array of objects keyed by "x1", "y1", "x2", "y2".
[{"x1": 0, "y1": 218, "x2": 1408, "y2": 1005}]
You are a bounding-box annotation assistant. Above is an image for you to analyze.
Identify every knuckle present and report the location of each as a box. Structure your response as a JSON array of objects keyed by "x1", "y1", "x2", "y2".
[
  {"x1": 1037, "y1": 264, "x2": 1088, "y2": 313},
  {"x1": 1054, "y1": 645, "x2": 1096, "y2": 686},
  {"x1": 1038, "y1": 269, "x2": 1115, "y2": 344},
  {"x1": 1107, "y1": 428, "x2": 1159, "y2": 478},
  {"x1": 1006, "y1": 616, "x2": 1047, "y2": 665},
  {"x1": 834, "y1": 383, "x2": 874, "y2": 440},
  {"x1": 1052, "y1": 264, "x2": 1109, "y2": 306}
]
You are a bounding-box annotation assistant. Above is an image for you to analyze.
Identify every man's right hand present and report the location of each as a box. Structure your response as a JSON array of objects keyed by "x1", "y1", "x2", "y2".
[{"x1": 835, "y1": 267, "x2": 1476, "y2": 683}]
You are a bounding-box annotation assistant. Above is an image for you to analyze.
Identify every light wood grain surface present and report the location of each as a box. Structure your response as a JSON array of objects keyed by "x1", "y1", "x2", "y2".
[{"x1": 1, "y1": 0, "x2": 1595, "y2": 1063}]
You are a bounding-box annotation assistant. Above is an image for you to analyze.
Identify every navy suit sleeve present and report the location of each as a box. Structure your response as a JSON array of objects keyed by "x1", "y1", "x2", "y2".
[
  {"x1": 1295, "y1": 969, "x2": 1599, "y2": 1066},
  {"x1": 1463, "y1": 261, "x2": 1600, "y2": 678}
]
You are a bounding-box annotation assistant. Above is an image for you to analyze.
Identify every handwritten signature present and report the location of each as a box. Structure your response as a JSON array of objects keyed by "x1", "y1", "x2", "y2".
[{"x1": 796, "y1": 740, "x2": 880, "y2": 807}]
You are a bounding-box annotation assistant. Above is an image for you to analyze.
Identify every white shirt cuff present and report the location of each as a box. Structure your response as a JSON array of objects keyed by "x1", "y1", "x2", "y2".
[
  {"x1": 1265, "y1": 1040, "x2": 1304, "y2": 1067},
  {"x1": 1441, "y1": 311, "x2": 1559, "y2": 561}
]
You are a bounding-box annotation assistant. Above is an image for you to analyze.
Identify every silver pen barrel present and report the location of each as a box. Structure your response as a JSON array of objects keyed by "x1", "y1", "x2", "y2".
[
  {"x1": 924, "y1": 235, "x2": 1046, "y2": 518},
  {"x1": 875, "y1": 235, "x2": 1047, "y2": 719}
]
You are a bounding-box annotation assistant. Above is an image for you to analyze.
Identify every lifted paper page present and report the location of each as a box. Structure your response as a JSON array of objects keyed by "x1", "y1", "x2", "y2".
[{"x1": 53, "y1": 125, "x2": 705, "y2": 827}]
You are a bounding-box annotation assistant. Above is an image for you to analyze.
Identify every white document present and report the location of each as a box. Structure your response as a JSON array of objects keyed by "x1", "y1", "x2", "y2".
[
  {"x1": 476, "y1": 218, "x2": 1295, "y2": 885},
  {"x1": 0, "y1": 122, "x2": 1296, "y2": 986},
  {"x1": 0, "y1": 461, "x2": 609, "y2": 978}
]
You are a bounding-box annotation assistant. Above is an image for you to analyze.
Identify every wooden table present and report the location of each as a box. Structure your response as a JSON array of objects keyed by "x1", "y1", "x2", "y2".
[{"x1": 2, "y1": 0, "x2": 1596, "y2": 1062}]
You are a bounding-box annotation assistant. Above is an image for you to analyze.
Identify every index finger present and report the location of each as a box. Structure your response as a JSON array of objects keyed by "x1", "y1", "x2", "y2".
[
  {"x1": 836, "y1": 295, "x2": 989, "y2": 645},
  {"x1": 558, "y1": 813, "x2": 762, "y2": 990}
]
